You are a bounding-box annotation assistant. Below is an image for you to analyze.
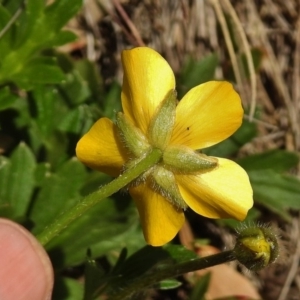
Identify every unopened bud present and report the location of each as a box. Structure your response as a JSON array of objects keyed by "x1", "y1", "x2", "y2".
[{"x1": 233, "y1": 224, "x2": 279, "y2": 271}]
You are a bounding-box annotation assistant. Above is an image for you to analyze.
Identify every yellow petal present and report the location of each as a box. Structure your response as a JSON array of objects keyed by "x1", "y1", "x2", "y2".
[
  {"x1": 121, "y1": 47, "x2": 175, "y2": 135},
  {"x1": 170, "y1": 81, "x2": 243, "y2": 149},
  {"x1": 76, "y1": 118, "x2": 129, "y2": 177},
  {"x1": 176, "y1": 158, "x2": 253, "y2": 220},
  {"x1": 130, "y1": 182, "x2": 185, "y2": 246}
]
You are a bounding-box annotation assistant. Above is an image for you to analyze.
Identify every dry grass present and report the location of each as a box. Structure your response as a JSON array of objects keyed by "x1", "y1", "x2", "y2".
[{"x1": 64, "y1": 0, "x2": 300, "y2": 299}]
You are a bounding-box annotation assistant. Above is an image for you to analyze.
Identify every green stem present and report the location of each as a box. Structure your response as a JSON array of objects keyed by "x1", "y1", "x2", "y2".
[
  {"x1": 36, "y1": 148, "x2": 162, "y2": 246},
  {"x1": 109, "y1": 250, "x2": 236, "y2": 300}
]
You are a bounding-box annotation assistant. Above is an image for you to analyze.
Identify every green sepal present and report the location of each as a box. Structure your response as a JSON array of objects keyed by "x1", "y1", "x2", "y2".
[
  {"x1": 163, "y1": 146, "x2": 218, "y2": 173},
  {"x1": 116, "y1": 112, "x2": 150, "y2": 157},
  {"x1": 233, "y1": 225, "x2": 279, "y2": 271},
  {"x1": 148, "y1": 90, "x2": 177, "y2": 149},
  {"x1": 152, "y1": 166, "x2": 187, "y2": 210}
]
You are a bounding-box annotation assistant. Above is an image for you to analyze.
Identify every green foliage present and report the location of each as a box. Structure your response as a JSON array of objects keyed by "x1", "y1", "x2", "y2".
[
  {"x1": 0, "y1": 0, "x2": 82, "y2": 89},
  {"x1": 83, "y1": 252, "x2": 107, "y2": 300},
  {"x1": 0, "y1": 143, "x2": 36, "y2": 218},
  {"x1": 178, "y1": 53, "x2": 218, "y2": 98},
  {"x1": 52, "y1": 276, "x2": 84, "y2": 300},
  {"x1": 105, "y1": 244, "x2": 198, "y2": 298},
  {"x1": 238, "y1": 150, "x2": 300, "y2": 220},
  {"x1": 203, "y1": 119, "x2": 257, "y2": 157},
  {"x1": 189, "y1": 273, "x2": 211, "y2": 300}
]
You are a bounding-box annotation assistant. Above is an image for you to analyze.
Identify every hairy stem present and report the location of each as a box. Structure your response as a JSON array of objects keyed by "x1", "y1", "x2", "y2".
[{"x1": 36, "y1": 148, "x2": 162, "y2": 246}]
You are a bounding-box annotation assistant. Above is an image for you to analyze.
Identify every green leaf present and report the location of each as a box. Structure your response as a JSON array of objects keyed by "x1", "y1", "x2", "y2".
[
  {"x1": 102, "y1": 81, "x2": 122, "y2": 119},
  {"x1": 249, "y1": 170, "x2": 300, "y2": 220},
  {"x1": 60, "y1": 70, "x2": 92, "y2": 105},
  {"x1": 0, "y1": 87, "x2": 19, "y2": 111},
  {"x1": 45, "y1": 30, "x2": 78, "y2": 47},
  {"x1": 57, "y1": 106, "x2": 87, "y2": 134},
  {"x1": 53, "y1": 276, "x2": 83, "y2": 300},
  {"x1": 189, "y1": 273, "x2": 211, "y2": 300},
  {"x1": 44, "y1": 0, "x2": 83, "y2": 31},
  {"x1": 83, "y1": 252, "x2": 107, "y2": 300},
  {"x1": 204, "y1": 120, "x2": 257, "y2": 157},
  {"x1": 45, "y1": 200, "x2": 144, "y2": 269},
  {"x1": 75, "y1": 59, "x2": 103, "y2": 99},
  {"x1": 111, "y1": 245, "x2": 198, "y2": 286},
  {"x1": 178, "y1": 53, "x2": 218, "y2": 98},
  {"x1": 31, "y1": 85, "x2": 57, "y2": 138},
  {"x1": 0, "y1": 143, "x2": 36, "y2": 217},
  {"x1": 240, "y1": 48, "x2": 264, "y2": 79},
  {"x1": 157, "y1": 278, "x2": 182, "y2": 290},
  {"x1": 27, "y1": 85, "x2": 72, "y2": 157},
  {"x1": 0, "y1": 0, "x2": 82, "y2": 87},
  {"x1": 0, "y1": 156, "x2": 13, "y2": 217},
  {"x1": 30, "y1": 158, "x2": 87, "y2": 234},
  {"x1": 217, "y1": 207, "x2": 261, "y2": 229},
  {"x1": 11, "y1": 57, "x2": 66, "y2": 89},
  {"x1": 34, "y1": 162, "x2": 51, "y2": 187},
  {"x1": 237, "y1": 149, "x2": 299, "y2": 172},
  {"x1": 106, "y1": 244, "x2": 198, "y2": 298},
  {"x1": 13, "y1": 0, "x2": 45, "y2": 48},
  {"x1": 0, "y1": 6, "x2": 13, "y2": 58}
]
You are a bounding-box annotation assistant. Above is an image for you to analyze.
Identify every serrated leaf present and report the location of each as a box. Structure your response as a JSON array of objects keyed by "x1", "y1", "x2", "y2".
[
  {"x1": 45, "y1": 199, "x2": 143, "y2": 268},
  {"x1": 31, "y1": 85, "x2": 56, "y2": 137},
  {"x1": 30, "y1": 158, "x2": 87, "y2": 233},
  {"x1": 0, "y1": 143, "x2": 36, "y2": 217},
  {"x1": 249, "y1": 169, "x2": 300, "y2": 220},
  {"x1": 237, "y1": 149, "x2": 299, "y2": 172},
  {"x1": 0, "y1": 0, "x2": 82, "y2": 87}
]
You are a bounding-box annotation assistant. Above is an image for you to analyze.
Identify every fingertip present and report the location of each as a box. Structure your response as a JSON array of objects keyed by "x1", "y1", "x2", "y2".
[{"x1": 0, "y1": 218, "x2": 54, "y2": 300}]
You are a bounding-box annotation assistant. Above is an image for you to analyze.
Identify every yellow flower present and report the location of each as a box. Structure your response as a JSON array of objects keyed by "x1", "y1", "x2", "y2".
[{"x1": 76, "y1": 47, "x2": 253, "y2": 246}]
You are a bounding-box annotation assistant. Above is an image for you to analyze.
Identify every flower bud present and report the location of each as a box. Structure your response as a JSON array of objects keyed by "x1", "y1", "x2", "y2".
[
  {"x1": 148, "y1": 90, "x2": 177, "y2": 150},
  {"x1": 116, "y1": 112, "x2": 151, "y2": 157},
  {"x1": 163, "y1": 146, "x2": 218, "y2": 173},
  {"x1": 233, "y1": 224, "x2": 279, "y2": 271}
]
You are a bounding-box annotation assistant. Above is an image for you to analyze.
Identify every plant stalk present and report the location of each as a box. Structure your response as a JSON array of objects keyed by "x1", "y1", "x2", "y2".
[
  {"x1": 36, "y1": 148, "x2": 162, "y2": 246},
  {"x1": 108, "y1": 250, "x2": 236, "y2": 300}
]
